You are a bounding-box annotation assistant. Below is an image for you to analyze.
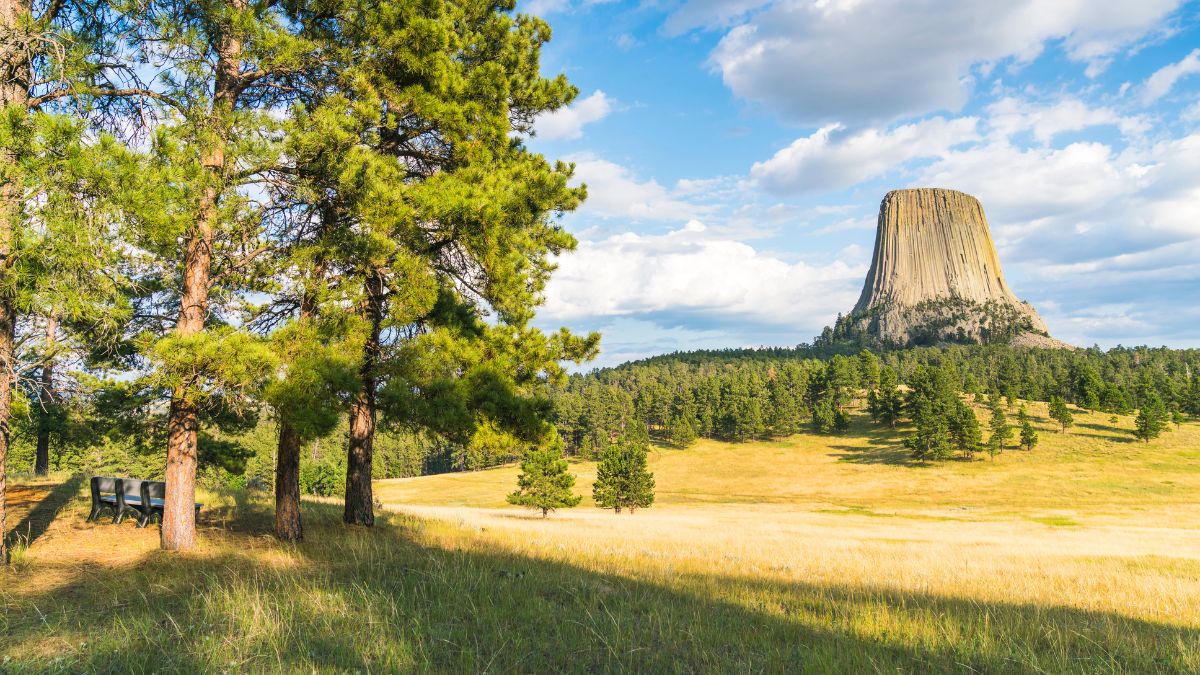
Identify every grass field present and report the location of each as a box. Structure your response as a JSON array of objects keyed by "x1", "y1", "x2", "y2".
[{"x1": 4, "y1": 401, "x2": 1200, "y2": 672}]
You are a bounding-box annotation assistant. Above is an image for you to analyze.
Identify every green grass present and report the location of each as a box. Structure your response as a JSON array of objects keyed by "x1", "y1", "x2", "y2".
[
  {"x1": 4, "y1": 490, "x2": 1198, "y2": 673},
  {"x1": 1030, "y1": 515, "x2": 1082, "y2": 527},
  {"x1": 4, "y1": 403, "x2": 1200, "y2": 672}
]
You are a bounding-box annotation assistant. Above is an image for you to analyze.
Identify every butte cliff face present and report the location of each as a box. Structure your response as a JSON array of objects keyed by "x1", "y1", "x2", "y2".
[{"x1": 843, "y1": 188, "x2": 1066, "y2": 348}]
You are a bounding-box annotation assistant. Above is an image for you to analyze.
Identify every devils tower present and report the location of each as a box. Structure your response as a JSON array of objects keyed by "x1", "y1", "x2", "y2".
[{"x1": 839, "y1": 188, "x2": 1067, "y2": 348}]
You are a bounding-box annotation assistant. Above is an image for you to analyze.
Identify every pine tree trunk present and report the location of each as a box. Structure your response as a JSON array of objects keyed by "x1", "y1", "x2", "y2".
[
  {"x1": 344, "y1": 274, "x2": 384, "y2": 527},
  {"x1": 0, "y1": 299, "x2": 11, "y2": 564},
  {"x1": 0, "y1": 0, "x2": 32, "y2": 564},
  {"x1": 34, "y1": 314, "x2": 56, "y2": 476},
  {"x1": 162, "y1": 211, "x2": 213, "y2": 549},
  {"x1": 274, "y1": 422, "x2": 303, "y2": 540},
  {"x1": 274, "y1": 268, "x2": 323, "y2": 541},
  {"x1": 161, "y1": 1, "x2": 241, "y2": 551}
]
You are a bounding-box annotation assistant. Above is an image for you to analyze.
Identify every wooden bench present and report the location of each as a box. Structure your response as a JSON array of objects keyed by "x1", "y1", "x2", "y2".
[{"x1": 88, "y1": 476, "x2": 202, "y2": 528}]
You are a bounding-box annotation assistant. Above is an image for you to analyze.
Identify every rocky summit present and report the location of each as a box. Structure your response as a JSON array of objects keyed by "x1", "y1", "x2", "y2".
[{"x1": 840, "y1": 188, "x2": 1069, "y2": 349}]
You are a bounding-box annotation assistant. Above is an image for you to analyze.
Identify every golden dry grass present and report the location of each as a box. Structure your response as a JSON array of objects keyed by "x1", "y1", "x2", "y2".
[{"x1": 3, "y1": 402, "x2": 1199, "y2": 672}]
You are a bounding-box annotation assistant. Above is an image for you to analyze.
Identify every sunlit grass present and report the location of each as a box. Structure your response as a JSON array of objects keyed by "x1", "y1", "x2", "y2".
[{"x1": 4, "y1": 402, "x2": 1200, "y2": 671}]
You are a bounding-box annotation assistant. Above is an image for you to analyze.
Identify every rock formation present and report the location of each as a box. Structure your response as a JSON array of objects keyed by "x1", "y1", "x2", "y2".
[{"x1": 840, "y1": 188, "x2": 1068, "y2": 348}]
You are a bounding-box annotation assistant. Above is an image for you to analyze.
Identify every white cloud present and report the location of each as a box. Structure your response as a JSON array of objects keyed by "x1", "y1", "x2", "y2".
[
  {"x1": 663, "y1": 0, "x2": 772, "y2": 35},
  {"x1": 523, "y1": 0, "x2": 616, "y2": 15},
  {"x1": 569, "y1": 154, "x2": 706, "y2": 221},
  {"x1": 535, "y1": 91, "x2": 614, "y2": 141},
  {"x1": 749, "y1": 117, "x2": 980, "y2": 194},
  {"x1": 918, "y1": 140, "x2": 1128, "y2": 223},
  {"x1": 523, "y1": 0, "x2": 569, "y2": 15},
  {"x1": 614, "y1": 33, "x2": 639, "y2": 50},
  {"x1": 704, "y1": 0, "x2": 1183, "y2": 125},
  {"x1": 542, "y1": 222, "x2": 865, "y2": 327},
  {"x1": 913, "y1": 130, "x2": 1200, "y2": 277},
  {"x1": 814, "y1": 216, "x2": 875, "y2": 235},
  {"x1": 985, "y1": 97, "x2": 1148, "y2": 143},
  {"x1": 1142, "y1": 48, "x2": 1200, "y2": 103}
]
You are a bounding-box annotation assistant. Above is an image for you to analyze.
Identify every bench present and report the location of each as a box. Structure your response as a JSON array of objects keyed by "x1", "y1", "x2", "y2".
[{"x1": 88, "y1": 476, "x2": 202, "y2": 528}]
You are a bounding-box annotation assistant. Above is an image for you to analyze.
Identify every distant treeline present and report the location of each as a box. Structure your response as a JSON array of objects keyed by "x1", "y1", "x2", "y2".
[
  {"x1": 14, "y1": 343, "x2": 1198, "y2": 486},
  {"x1": 551, "y1": 344, "x2": 1200, "y2": 456}
]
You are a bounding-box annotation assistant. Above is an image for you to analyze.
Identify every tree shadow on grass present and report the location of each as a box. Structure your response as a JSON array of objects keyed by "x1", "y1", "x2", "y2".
[
  {"x1": 826, "y1": 425, "x2": 930, "y2": 467},
  {"x1": 1078, "y1": 421, "x2": 1126, "y2": 433},
  {"x1": 4, "y1": 474, "x2": 85, "y2": 549},
  {"x1": 3, "y1": 489, "x2": 1199, "y2": 672},
  {"x1": 1069, "y1": 431, "x2": 1136, "y2": 444}
]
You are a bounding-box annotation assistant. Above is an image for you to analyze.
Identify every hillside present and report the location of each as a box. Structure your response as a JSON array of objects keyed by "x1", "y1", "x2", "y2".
[{"x1": 380, "y1": 400, "x2": 1200, "y2": 521}]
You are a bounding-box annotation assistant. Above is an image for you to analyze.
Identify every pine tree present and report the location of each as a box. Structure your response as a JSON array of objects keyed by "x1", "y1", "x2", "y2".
[
  {"x1": 1017, "y1": 404, "x2": 1038, "y2": 452},
  {"x1": 592, "y1": 437, "x2": 655, "y2": 514},
  {"x1": 833, "y1": 407, "x2": 852, "y2": 433},
  {"x1": 0, "y1": 0, "x2": 147, "y2": 562},
  {"x1": 987, "y1": 397, "x2": 1012, "y2": 459},
  {"x1": 1020, "y1": 418, "x2": 1039, "y2": 451},
  {"x1": 1171, "y1": 410, "x2": 1185, "y2": 429},
  {"x1": 949, "y1": 400, "x2": 982, "y2": 458},
  {"x1": 767, "y1": 371, "x2": 803, "y2": 437},
  {"x1": 1188, "y1": 377, "x2": 1200, "y2": 416},
  {"x1": 114, "y1": 0, "x2": 322, "y2": 551},
  {"x1": 292, "y1": 0, "x2": 601, "y2": 526},
  {"x1": 874, "y1": 366, "x2": 903, "y2": 429},
  {"x1": 857, "y1": 349, "x2": 880, "y2": 390},
  {"x1": 507, "y1": 442, "x2": 581, "y2": 518},
  {"x1": 903, "y1": 366, "x2": 957, "y2": 460},
  {"x1": 1049, "y1": 396, "x2": 1074, "y2": 433},
  {"x1": 666, "y1": 392, "x2": 698, "y2": 448},
  {"x1": 1134, "y1": 393, "x2": 1167, "y2": 442},
  {"x1": 811, "y1": 397, "x2": 838, "y2": 433}
]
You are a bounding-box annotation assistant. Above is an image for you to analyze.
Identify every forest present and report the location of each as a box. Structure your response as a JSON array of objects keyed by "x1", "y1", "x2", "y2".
[
  {"x1": 552, "y1": 343, "x2": 1200, "y2": 456},
  {"x1": 16, "y1": 339, "x2": 1199, "y2": 499},
  {"x1": 0, "y1": 0, "x2": 599, "y2": 559}
]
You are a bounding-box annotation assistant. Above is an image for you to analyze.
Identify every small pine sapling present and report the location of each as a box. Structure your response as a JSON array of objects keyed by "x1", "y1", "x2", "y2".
[{"x1": 507, "y1": 443, "x2": 582, "y2": 518}]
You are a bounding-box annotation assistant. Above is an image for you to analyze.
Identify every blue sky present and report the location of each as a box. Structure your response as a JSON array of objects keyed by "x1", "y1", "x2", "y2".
[{"x1": 519, "y1": 0, "x2": 1200, "y2": 368}]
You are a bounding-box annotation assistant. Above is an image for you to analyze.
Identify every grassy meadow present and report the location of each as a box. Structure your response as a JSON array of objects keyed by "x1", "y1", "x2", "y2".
[{"x1": 4, "y1": 401, "x2": 1200, "y2": 672}]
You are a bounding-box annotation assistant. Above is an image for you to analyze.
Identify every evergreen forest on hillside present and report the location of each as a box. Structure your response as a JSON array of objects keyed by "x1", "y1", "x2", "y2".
[
  {"x1": 13, "y1": 342, "x2": 1198, "y2": 488},
  {"x1": 552, "y1": 343, "x2": 1200, "y2": 456}
]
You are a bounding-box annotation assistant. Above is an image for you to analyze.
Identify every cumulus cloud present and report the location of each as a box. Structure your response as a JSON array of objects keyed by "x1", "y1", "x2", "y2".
[
  {"x1": 915, "y1": 131, "x2": 1200, "y2": 274},
  {"x1": 1142, "y1": 48, "x2": 1200, "y2": 103},
  {"x1": 535, "y1": 91, "x2": 614, "y2": 141},
  {"x1": 749, "y1": 117, "x2": 980, "y2": 194},
  {"x1": 567, "y1": 154, "x2": 706, "y2": 221},
  {"x1": 985, "y1": 97, "x2": 1148, "y2": 143},
  {"x1": 541, "y1": 221, "x2": 865, "y2": 329},
  {"x1": 704, "y1": 0, "x2": 1183, "y2": 125}
]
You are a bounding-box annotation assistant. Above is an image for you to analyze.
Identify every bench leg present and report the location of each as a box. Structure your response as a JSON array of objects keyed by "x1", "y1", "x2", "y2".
[{"x1": 88, "y1": 506, "x2": 100, "y2": 522}]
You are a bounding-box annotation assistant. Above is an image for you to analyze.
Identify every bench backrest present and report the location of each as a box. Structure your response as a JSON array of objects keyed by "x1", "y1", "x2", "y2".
[
  {"x1": 90, "y1": 476, "x2": 119, "y2": 504},
  {"x1": 89, "y1": 476, "x2": 177, "y2": 517},
  {"x1": 140, "y1": 481, "x2": 166, "y2": 501},
  {"x1": 118, "y1": 478, "x2": 145, "y2": 499}
]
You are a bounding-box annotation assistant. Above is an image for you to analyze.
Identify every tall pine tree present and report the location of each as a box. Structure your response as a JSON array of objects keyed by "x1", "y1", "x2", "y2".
[
  {"x1": 282, "y1": 0, "x2": 601, "y2": 526},
  {"x1": 0, "y1": 0, "x2": 142, "y2": 561},
  {"x1": 593, "y1": 436, "x2": 655, "y2": 514}
]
